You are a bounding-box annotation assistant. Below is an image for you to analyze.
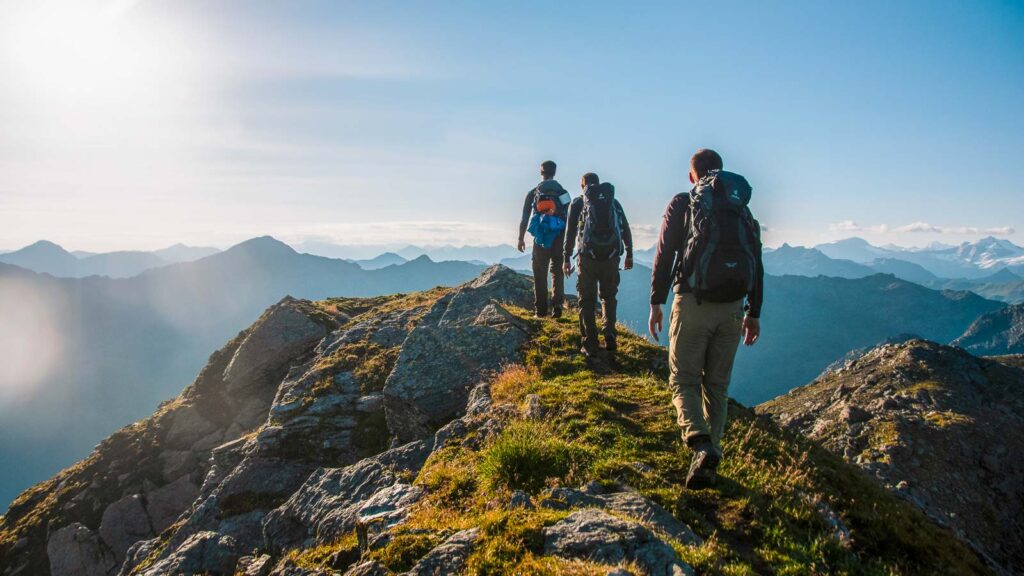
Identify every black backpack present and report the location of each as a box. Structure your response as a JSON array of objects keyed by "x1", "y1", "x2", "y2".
[
  {"x1": 578, "y1": 182, "x2": 623, "y2": 261},
  {"x1": 680, "y1": 170, "x2": 760, "y2": 303}
]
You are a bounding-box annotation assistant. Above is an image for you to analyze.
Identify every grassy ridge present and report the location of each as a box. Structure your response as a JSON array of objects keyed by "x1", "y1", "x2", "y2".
[{"x1": 289, "y1": 308, "x2": 990, "y2": 575}]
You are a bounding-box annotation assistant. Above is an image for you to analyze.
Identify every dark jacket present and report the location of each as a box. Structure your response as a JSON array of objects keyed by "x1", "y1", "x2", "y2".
[
  {"x1": 563, "y1": 184, "x2": 634, "y2": 262},
  {"x1": 519, "y1": 180, "x2": 570, "y2": 244},
  {"x1": 650, "y1": 191, "x2": 764, "y2": 317}
]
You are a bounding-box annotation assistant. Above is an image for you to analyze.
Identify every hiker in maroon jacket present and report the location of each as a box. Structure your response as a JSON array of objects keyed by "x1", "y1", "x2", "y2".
[{"x1": 649, "y1": 149, "x2": 764, "y2": 489}]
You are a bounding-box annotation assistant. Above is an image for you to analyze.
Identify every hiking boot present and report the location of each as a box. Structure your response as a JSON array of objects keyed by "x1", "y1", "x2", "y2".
[
  {"x1": 534, "y1": 309, "x2": 548, "y2": 318},
  {"x1": 685, "y1": 447, "x2": 721, "y2": 490},
  {"x1": 551, "y1": 307, "x2": 563, "y2": 319}
]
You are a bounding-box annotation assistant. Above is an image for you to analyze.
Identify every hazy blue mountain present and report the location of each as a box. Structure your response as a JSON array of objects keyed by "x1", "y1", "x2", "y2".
[
  {"x1": 814, "y1": 237, "x2": 891, "y2": 263},
  {"x1": 867, "y1": 257, "x2": 939, "y2": 284},
  {"x1": 0, "y1": 241, "x2": 222, "y2": 278},
  {"x1": 499, "y1": 254, "x2": 532, "y2": 271},
  {"x1": 355, "y1": 252, "x2": 407, "y2": 270},
  {"x1": 395, "y1": 244, "x2": 520, "y2": 264},
  {"x1": 0, "y1": 237, "x2": 485, "y2": 505},
  {"x1": 153, "y1": 243, "x2": 220, "y2": 262},
  {"x1": 0, "y1": 240, "x2": 80, "y2": 276},
  {"x1": 763, "y1": 244, "x2": 875, "y2": 278}
]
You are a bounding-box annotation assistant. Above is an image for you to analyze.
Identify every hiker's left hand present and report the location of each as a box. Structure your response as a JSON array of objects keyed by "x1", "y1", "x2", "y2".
[
  {"x1": 563, "y1": 263, "x2": 573, "y2": 278},
  {"x1": 743, "y1": 316, "x2": 760, "y2": 346},
  {"x1": 623, "y1": 256, "x2": 633, "y2": 270}
]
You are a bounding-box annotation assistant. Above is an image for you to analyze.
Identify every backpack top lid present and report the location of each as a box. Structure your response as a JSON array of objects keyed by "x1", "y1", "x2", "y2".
[
  {"x1": 536, "y1": 179, "x2": 565, "y2": 196},
  {"x1": 584, "y1": 182, "x2": 614, "y2": 199},
  {"x1": 696, "y1": 170, "x2": 752, "y2": 206}
]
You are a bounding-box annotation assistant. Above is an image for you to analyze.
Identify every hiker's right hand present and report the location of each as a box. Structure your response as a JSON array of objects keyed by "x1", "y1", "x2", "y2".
[
  {"x1": 517, "y1": 239, "x2": 526, "y2": 252},
  {"x1": 648, "y1": 305, "x2": 663, "y2": 342},
  {"x1": 562, "y1": 263, "x2": 573, "y2": 278}
]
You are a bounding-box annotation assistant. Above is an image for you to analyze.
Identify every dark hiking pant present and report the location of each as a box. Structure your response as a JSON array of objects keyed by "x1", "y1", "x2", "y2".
[
  {"x1": 577, "y1": 255, "x2": 619, "y2": 352},
  {"x1": 531, "y1": 232, "x2": 565, "y2": 314}
]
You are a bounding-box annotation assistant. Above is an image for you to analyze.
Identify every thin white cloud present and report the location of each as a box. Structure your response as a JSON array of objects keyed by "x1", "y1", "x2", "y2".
[{"x1": 830, "y1": 220, "x2": 1015, "y2": 236}]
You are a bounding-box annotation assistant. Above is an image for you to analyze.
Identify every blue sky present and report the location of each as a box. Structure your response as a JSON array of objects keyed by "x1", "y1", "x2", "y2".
[{"x1": 0, "y1": 0, "x2": 1021, "y2": 251}]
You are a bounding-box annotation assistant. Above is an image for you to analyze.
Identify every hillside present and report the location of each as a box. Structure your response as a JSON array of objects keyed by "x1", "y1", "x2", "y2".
[
  {"x1": 758, "y1": 340, "x2": 1024, "y2": 574},
  {"x1": 0, "y1": 268, "x2": 991, "y2": 576},
  {"x1": 724, "y1": 274, "x2": 1004, "y2": 403},
  {"x1": 0, "y1": 237, "x2": 485, "y2": 507},
  {"x1": 952, "y1": 304, "x2": 1024, "y2": 355}
]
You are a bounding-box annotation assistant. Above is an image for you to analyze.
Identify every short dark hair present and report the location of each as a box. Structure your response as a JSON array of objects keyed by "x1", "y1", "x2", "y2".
[
  {"x1": 540, "y1": 160, "x2": 557, "y2": 177},
  {"x1": 582, "y1": 172, "x2": 599, "y2": 186},
  {"x1": 690, "y1": 149, "x2": 723, "y2": 178}
]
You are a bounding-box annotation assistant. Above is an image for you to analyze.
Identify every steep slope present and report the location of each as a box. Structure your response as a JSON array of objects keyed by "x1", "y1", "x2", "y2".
[
  {"x1": 758, "y1": 340, "x2": 1024, "y2": 574},
  {"x1": 0, "y1": 237, "x2": 485, "y2": 507},
  {"x1": 727, "y1": 274, "x2": 1005, "y2": 403},
  {"x1": 0, "y1": 268, "x2": 991, "y2": 576},
  {"x1": 952, "y1": 304, "x2": 1024, "y2": 355}
]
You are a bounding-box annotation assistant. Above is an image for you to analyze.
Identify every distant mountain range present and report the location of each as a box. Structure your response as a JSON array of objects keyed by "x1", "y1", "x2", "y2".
[
  {"x1": 0, "y1": 237, "x2": 486, "y2": 506},
  {"x1": 0, "y1": 241, "x2": 219, "y2": 278},
  {"x1": 762, "y1": 239, "x2": 1024, "y2": 303},
  {"x1": 294, "y1": 241, "x2": 520, "y2": 265},
  {"x1": 815, "y1": 236, "x2": 1024, "y2": 278}
]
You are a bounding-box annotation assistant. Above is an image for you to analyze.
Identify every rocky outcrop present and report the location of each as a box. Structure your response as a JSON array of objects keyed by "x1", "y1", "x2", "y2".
[
  {"x1": 46, "y1": 524, "x2": 116, "y2": 576},
  {"x1": 383, "y1": 266, "x2": 532, "y2": 441},
  {"x1": 543, "y1": 510, "x2": 693, "y2": 576},
  {"x1": 758, "y1": 339, "x2": 1024, "y2": 575},
  {"x1": 952, "y1": 303, "x2": 1024, "y2": 355}
]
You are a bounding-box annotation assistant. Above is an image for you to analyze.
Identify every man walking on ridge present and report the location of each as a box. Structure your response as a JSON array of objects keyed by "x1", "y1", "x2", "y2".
[
  {"x1": 563, "y1": 172, "x2": 633, "y2": 357},
  {"x1": 649, "y1": 149, "x2": 763, "y2": 489},
  {"x1": 518, "y1": 160, "x2": 571, "y2": 318}
]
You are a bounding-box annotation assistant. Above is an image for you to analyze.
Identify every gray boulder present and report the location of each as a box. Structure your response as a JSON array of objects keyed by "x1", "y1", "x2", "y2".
[
  {"x1": 98, "y1": 494, "x2": 154, "y2": 562},
  {"x1": 543, "y1": 509, "x2": 693, "y2": 576},
  {"x1": 384, "y1": 266, "x2": 532, "y2": 441},
  {"x1": 223, "y1": 297, "x2": 329, "y2": 409},
  {"x1": 263, "y1": 440, "x2": 431, "y2": 551},
  {"x1": 145, "y1": 474, "x2": 200, "y2": 533},
  {"x1": 47, "y1": 523, "x2": 116, "y2": 576},
  {"x1": 138, "y1": 531, "x2": 242, "y2": 576},
  {"x1": 406, "y1": 527, "x2": 480, "y2": 575}
]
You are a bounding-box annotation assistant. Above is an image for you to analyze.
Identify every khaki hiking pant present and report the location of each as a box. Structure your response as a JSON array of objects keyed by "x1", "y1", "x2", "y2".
[
  {"x1": 576, "y1": 256, "x2": 619, "y2": 352},
  {"x1": 668, "y1": 293, "x2": 744, "y2": 456}
]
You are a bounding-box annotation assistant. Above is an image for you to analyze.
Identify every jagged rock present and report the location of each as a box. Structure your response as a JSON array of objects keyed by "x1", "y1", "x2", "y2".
[
  {"x1": 237, "y1": 554, "x2": 275, "y2": 576},
  {"x1": 543, "y1": 509, "x2": 693, "y2": 576},
  {"x1": 117, "y1": 538, "x2": 160, "y2": 576},
  {"x1": 406, "y1": 527, "x2": 480, "y2": 575},
  {"x1": 540, "y1": 487, "x2": 701, "y2": 546},
  {"x1": 343, "y1": 561, "x2": 389, "y2": 576},
  {"x1": 384, "y1": 266, "x2": 532, "y2": 441},
  {"x1": 164, "y1": 405, "x2": 218, "y2": 448},
  {"x1": 138, "y1": 531, "x2": 242, "y2": 576},
  {"x1": 98, "y1": 494, "x2": 154, "y2": 562},
  {"x1": 523, "y1": 394, "x2": 544, "y2": 420},
  {"x1": 263, "y1": 440, "x2": 431, "y2": 551},
  {"x1": 223, "y1": 298, "x2": 329, "y2": 411},
  {"x1": 160, "y1": 450, "x2": 197, "y2": 482},
  {"x1": 145, "y1": 474, "x2": 200, "y2": 533},
  {"x1": 47, "y1": 523, "x2": 117, "y2": 576},
  {"x1": 509, "y1": 490, "x2": 534, "y2": 509},
  {"x1": 841, "y1": 404, "x2": 872, "y2": 424}
]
